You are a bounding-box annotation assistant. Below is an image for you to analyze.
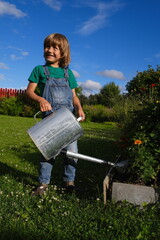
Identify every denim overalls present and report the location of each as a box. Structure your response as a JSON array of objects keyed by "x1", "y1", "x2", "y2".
[{"x1": 39, "y1": 65, "x2": 78, "y2": 184}]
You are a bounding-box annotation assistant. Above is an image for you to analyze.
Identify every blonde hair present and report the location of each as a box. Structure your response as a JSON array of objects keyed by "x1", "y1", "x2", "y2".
[{"x1": 44, "y1": 33, "x2": 71, "y2": 68}]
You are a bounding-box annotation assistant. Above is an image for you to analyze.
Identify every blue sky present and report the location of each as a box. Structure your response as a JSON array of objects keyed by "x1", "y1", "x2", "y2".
[{"x1": 0, "y1": 0, "x2": 160, "y2": 96}]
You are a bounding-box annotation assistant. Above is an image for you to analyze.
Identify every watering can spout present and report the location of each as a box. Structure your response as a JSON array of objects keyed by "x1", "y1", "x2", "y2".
[
  {"x1": 63, "y1": 150, "x2": 128, "y2": 174},
  {"x1": 114, "y1": 160, "x2": 129, "y2": 174},
  {"x1": 64, "y1": 150, "x2": 107, "y2": 164}
]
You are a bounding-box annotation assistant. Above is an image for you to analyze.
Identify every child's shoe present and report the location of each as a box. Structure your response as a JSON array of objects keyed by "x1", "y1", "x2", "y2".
[
  {"x1": 65, "y1": 181, "x2": 75, "y2": 194},
  {"x1": 31, "y1": 183, "x2": 48, "y2": 196}
]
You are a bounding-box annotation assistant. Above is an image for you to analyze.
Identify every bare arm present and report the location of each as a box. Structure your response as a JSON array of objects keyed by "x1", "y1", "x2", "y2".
[
  {"x1": 72, "y1": 89, "x2": 85, "y2": 121},
  {"x1": 26, "y1": 82, "x2": 52, "y2": 112}
]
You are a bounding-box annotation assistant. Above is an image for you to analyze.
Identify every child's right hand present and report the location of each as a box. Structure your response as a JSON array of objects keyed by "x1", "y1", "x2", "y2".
[
  {"x1": 39, "y1": 98, "x2": 52, "y2": 112},
  {"x1": 26, "y1": 82, "x2": 52, "y2": 112}
]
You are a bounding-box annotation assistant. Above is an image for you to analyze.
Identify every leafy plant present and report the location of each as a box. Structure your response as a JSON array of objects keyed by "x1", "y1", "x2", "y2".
[
  {"x1": 0, "y1": 97, "x2": 23, "y2": 116},
  {"x1": 126, "y1": 65, "x2": 160, "y2": 103},
  {"x1": 122, "y1": 102, "x2": 160, "y2": 185},
  {"x1": 83, "y1": 105, "x2": 115, "y2": 122}
]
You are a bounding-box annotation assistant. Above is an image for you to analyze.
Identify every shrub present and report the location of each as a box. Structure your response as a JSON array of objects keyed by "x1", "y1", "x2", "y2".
[
  {"x1": 126, "y1": 65, "x2": 160, "y2": 102},
  {"x1": 82, "y1": 96, "x2": 143, "y2": 124},
  {"x1": 121, "y1": 102, "x2": 160, "y2": 185},
  {"x1": 20, "y1": 105, "x2": 36, "y2": 117},
  {"x1": 112, "y1": 95, "x2": 143, "y2": 124},
  {"x1": 83, "y1": 105, "x2": 115, "y2": 122},
  {"x1": 0, "y1": 97, "x2": 23, "y2": 116},
  {"x1": 0, "y1": 94, "x2": 39, "y2": 117},
  {"x1": 17, "y1": 93, "x2": 39, "y2": 117}
]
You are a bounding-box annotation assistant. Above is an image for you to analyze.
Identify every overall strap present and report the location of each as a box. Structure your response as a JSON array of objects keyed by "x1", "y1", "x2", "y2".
[
  {"x1": 64, "y1": 67, "x2": 69, "y2": 80},
  {"x1": 42, "y1": 65, "x2": 50, "y2": 80},
  {"x1": 42, "y1": 65, "x2": 69, "y2": 81}
]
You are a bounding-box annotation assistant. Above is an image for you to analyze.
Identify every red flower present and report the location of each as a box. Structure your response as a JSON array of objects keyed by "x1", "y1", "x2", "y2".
[{"x1": 150, "y1": 83, "x2": 156, "y2": 88}]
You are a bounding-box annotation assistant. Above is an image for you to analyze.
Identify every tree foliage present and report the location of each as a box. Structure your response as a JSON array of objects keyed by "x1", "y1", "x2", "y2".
[
  {"x1": 98, "y1": 82, "x2": 121, "y2": 107},
  {"x1": 126, "y1": 65, "x2": 160, "y2": 102},
  {"x1": 78, "y1": 82, "x2": 122, "y2": 107}
]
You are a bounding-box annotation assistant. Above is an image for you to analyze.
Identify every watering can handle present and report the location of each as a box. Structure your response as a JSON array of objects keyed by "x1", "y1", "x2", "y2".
[
  {"x1": 34, "y1": 111, "x2": 41, "y2": 121},
  {"x1": 34, "y1": 111, "x2": 82, "y2": 122},
  {"x1": 77, "y1": 116, "x2": 83, "y2": 122},
  {"x1": 34, "y1": 110, "x2": 54, "y2": 122}
]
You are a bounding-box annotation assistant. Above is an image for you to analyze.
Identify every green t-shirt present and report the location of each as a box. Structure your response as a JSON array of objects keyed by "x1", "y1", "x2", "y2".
[{"x1": 28, "y1": 65, "x2": 78, "y2": 96}]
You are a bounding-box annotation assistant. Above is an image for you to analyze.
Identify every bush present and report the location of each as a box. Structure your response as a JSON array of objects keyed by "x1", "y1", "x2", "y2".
[
  {"x1": 83, "y1": 105, "x2": 115, "y2": 122},
  {"x1": 121, "y1": 102, "x2": 160, "y2": 185},
  {"x1": 112, "y1": 95, "x2": 143, "y2": 124},
  {"x1": 0, "y1": 94, "x2": 39, "y2": 117},
  {"x1": 82, "y1": 96, "x2": 143, "y2": 124},
  {"x1": 0, "y1": 97, "x2": 23, "y2": 116},
  {"x1": 17, "y1": 93, "x2": 39, "y2": 117}
]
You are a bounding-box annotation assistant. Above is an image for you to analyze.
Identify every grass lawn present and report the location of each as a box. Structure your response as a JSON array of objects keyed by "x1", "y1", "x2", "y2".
[{"x1": 0, "y1": 115, "x2": 160, "y2": 240}]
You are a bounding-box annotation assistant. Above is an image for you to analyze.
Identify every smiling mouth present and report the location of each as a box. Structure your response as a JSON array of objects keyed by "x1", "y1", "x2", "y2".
[{"x1": 46, "y1": 54, "x2": 54, "y2": 57}]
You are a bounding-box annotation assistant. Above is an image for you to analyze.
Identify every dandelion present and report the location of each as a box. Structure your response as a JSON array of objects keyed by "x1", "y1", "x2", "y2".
[{"x1": 134, "y1": 139, "x2": 142, "y2": 145}]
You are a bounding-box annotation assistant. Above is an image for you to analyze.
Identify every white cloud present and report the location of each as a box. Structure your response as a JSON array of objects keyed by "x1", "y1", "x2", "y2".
[
  {"x1": 0, "y1": 1, "x2": 27, "y2": 18},
  {"x1": 78, "y1": 79, "x2": 102, "y2": 96},
  {"x1": 77, "y1": 0, "x2": 125, "y2": 35},
  {"x1": 96, "y1": 69, "x2": 125, "y2": 80},
  {"x1": 42, "y1": 0, "x2": 62, "y2": 11},
  {"x1": 0, "y1": 74, "x2": 5, "y2": 81},
  {"x1": 0, "y1": 62, "x2": 9, "y2": 69},
  {"x1": 21, "y1": 51, "x2": 29, "y2": 56},
  {"x1": 155, "y1": 53, "x2": 160, "y2": 58},
  {"x1": 119, "y1": 85, "x2": 127, "y2": 94},
  {"x1": 10, "y1": 54, "x2": 23, "y2": 60},
  {"x1": 72, "y1": 69, "x2": 80, "y2": 78},
  {"x1": 78, "y1": 7, "x2": 106, "y2": 35},
  {"x1": 9, "y1": 48, "x2": 29, "y2": 60},
  {"x1": 7, "y1": 46, "x2": 29, "y2": 55}
]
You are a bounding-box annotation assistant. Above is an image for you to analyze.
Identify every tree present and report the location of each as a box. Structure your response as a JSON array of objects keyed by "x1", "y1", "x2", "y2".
[
  {"x1": 126, "y1": 65, "x2": 160, "y2": 102},
  {"x1": 75, "y1": 87, "x2": 89, "y2": 105},
  {"x1": 99, "y1": 82, "x2": 121, "y2": 107}
]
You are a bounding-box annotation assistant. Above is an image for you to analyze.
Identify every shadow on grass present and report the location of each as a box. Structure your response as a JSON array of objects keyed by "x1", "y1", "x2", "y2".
[
  {"x1": 51, "y1": 137, "x2": 121, "y2": 200},
  {"x1": 0, "y1": 160, "x2": 37, "y2": 186},
  {"x1": 1, "y1": 132, "x2": 121, "y2": 200}
]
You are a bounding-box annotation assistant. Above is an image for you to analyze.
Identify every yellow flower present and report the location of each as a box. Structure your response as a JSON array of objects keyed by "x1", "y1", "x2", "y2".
[{"x1": 134, "y1": 139, "x2": 142, "y2": 145}]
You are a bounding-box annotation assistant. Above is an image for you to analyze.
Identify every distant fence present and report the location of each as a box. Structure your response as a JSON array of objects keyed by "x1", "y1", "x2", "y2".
[{"x1": 0, "y1": 88, "x2": 26, "y2": 98}]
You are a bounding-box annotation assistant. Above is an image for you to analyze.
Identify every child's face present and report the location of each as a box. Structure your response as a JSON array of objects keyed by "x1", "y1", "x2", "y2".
[{"x1": 44, "y1": 45, "x2": 61, "y2": 67}]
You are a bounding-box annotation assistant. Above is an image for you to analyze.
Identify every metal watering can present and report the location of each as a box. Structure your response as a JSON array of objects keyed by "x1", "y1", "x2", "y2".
[
  {"x1": 27, "y1": 106, "x2": 83, "y2": 160},
  {"x1": 27, "y1": 106, "x2": 128, "y2": 174}
]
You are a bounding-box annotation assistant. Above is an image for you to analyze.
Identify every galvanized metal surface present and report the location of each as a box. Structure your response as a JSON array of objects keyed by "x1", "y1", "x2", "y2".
[{"x1": 27, "y1": 106, "x2": 83, "y2": 160}]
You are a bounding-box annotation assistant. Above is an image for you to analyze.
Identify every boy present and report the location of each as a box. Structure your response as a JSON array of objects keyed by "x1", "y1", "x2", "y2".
[{"x1": 26, "y1": 33, "x2": 85, "y2": 195}]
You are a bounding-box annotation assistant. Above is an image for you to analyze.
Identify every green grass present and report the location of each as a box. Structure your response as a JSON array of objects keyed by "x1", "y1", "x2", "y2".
[{"x1": 0, "y1": 115, "x2": 160, "y2": 240}]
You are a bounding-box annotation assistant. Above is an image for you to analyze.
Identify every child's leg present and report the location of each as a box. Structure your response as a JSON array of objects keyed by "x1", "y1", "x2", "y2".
[
  {"x1": 39, "y1": 156, "x2": 55, "y2": 184},
  {"x1": 31, "y1": 156, "x2": 54, "y2": 196},
  {"x1": 63, "y1": 140, "x2": 78, "y2": 184}
]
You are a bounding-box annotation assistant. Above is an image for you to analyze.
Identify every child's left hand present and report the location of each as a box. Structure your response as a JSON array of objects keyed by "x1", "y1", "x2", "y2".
[{"x1": 78, "y1": 109, "x2": 85, "y2": 121}]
